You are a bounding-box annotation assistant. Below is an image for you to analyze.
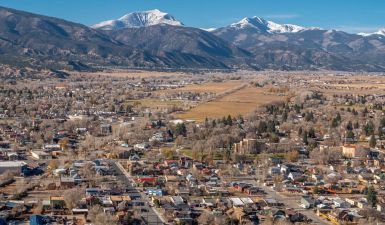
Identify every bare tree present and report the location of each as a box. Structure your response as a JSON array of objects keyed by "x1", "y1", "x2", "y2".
[{"x1": 63, "y1": 188, "x2": 84, "y2": 210}]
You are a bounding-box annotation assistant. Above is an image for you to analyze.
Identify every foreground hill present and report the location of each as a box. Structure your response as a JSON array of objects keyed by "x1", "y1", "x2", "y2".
[{"x1": 104, "y1": 24, "x2": 252, "y2": 69}]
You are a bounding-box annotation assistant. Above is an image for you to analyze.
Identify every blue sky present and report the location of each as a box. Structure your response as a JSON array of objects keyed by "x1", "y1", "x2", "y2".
[{"x1": 1, "y1": 0, "x2": 384, "y2": 33}]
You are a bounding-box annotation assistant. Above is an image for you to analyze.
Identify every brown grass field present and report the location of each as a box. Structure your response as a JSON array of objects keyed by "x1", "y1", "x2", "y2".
[
  {"x1": 176, "y1": 86, "x2": 285, "y2": 122},
  {"x1": 126, "y1": 99, "x2": 183, "y2": 109},
  {"x1": 157, "y1": 80, "x2": 245, "y2": 94}
]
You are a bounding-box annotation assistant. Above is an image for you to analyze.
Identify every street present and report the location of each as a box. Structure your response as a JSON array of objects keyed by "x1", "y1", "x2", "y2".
[{"x1": 111, "y1": 161, "x2": 167, "y2": 225}]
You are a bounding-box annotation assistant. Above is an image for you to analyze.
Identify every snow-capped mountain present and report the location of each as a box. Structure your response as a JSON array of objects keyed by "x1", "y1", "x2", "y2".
[
  {"x1": 228, "y1": 16, "x2": 306, "y2": 33},
  {"x1": 359, "y1": 29, "x2": 385, "y2": 37},
  {"x1": 92, "y1": 9, "x2": 183, "y2": 30}
]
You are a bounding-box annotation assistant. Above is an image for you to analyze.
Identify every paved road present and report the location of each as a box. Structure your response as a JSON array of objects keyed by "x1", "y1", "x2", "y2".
[{"x1": 111, "y1": 161, "x2": 167, "y2": 225}]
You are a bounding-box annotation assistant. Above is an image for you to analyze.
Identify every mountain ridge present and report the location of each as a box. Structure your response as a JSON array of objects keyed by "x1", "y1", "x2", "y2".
[{"x1": 1, "y1": 6, "x2": 385, "y2": 78}]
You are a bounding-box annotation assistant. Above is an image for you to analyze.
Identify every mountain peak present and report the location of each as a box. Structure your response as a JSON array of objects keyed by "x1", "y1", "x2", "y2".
[
  {"x1": 229, "y1": 16, "x2": 305, "y2": 33},
  {"x1": 92, "y1": 9, "x2": 183, "y2": 30},
  {"x1": 359, "y1": 28, "x2": 385, "y2": 37}
]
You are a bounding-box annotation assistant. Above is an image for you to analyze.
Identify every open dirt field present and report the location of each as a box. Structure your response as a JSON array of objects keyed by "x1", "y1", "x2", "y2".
[{"x1": 176, "y1": 86, "x2": 285, "y2": 122}]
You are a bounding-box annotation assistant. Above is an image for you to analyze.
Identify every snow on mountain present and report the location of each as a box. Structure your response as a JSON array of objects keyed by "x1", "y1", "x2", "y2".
[
  {"x1": 228, "y1": 16, "x2": 307, "y2": 33},
  {"x1": 359, "y1": 29, "x2": 385, "y2": 37},
  {"x1": 92, "y1": 9, "x2": 183, "y2": 30},
  {"x1": 201, "y1": 28, "x2": 217, "y2": 32}
]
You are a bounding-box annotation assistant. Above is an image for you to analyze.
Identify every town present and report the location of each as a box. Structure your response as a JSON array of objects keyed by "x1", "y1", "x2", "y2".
[{"x1": 0, "y1": 70, "x2": 385, "y2": 225}]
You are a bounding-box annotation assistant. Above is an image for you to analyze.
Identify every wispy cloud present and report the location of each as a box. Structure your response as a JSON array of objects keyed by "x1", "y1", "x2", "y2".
[
  {"x1": 335, "y1": 25, "x2": 384, "y2": 33},
  {"x1": 264, "y1": 14, "x2": 298, "y2": 19}
]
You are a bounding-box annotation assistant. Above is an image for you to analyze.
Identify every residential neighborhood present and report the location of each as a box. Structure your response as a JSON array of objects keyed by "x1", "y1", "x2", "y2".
[{"x1": 0, "y1": 72, "x2": 385, "y2": 225}]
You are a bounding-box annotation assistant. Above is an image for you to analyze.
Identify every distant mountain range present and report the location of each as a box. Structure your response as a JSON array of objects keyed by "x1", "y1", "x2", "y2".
[
  {"x1": 0, "y1": 6, "x2": 385, "y2": 77},
  {"x1": 212, "y1": 17, "x2": 385, "y2": 71}
]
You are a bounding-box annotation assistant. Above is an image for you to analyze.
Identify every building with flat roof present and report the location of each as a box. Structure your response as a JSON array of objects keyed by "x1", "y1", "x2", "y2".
[
  {"x1": 342, "y1": 145, "x2": 369, "y2": 158},
  {"x1": 0, "y1": 161, "x2": 26, "y2": 173},
  {"x1": 233, "y1": 138, "x2": 265, "y2": 154}
]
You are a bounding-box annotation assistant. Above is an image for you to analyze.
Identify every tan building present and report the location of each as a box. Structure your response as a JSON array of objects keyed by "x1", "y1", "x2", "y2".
[
  {"x1": 342, "y1": 145, "x2": 369, "y2": 158},
  {"x1": 233, "y1": 139, "x2": 265, "y2": 154}
]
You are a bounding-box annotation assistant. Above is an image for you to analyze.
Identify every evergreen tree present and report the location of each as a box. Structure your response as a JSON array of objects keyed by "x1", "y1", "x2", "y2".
[
  {"x1": 346, "y1": 130, "x2": 355, "y2": 139},
  {"x1": 336, "y1": 112, "x2": 341, "y2": 122},
  {"x1": 175, "y1": 123, "x2": 187, "y2": 137},
  {"x1": 362, "y1": 107, "x2": 368, "y2": 117},
  {"x1": 369, "y1": 134, "x2": 377, "y2": 148},
  {"x1": 305, "y1": 112, "x2": 314, "y2": 122},
  {"x1": 302, "y1": 131, "x2": 308, "y2": 145},
  {"x1": 331, "y1": 118, "x2": 339, "y2": 128},
  {"x1": 308, "y1": 127, "x2": 316, "y2": 139},
  {"x1": 366, "y1": 186, "x2": 377, "y2": 207},
  {"x1": 226, "y1": 115, "x2": 233, "y2": 126},
  {"x1": 364, "y1": 121, "x2": 375, "y2": 136},
  {"x1": 222, "y1": 116, "x2": 227, "y2": 125},
  {"x1": 346, "y1": 121, "x2": 353, "y2": 131}
]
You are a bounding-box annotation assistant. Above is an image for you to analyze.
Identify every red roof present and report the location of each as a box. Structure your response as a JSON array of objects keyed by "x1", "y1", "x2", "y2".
[{"x1": 138, "y1": 177, "x2": 157, "y2": 183}]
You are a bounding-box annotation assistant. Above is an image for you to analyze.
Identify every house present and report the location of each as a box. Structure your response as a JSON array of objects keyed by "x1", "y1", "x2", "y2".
[
  {"x1": 271, "y1": 209, "x2": 286, "y2": 220},
  {"x1": 288, "y1": 172, "x2": 304, "y2": 181},
  {"x1": 21, "y1": 163, "x2": 43, "y2": 176},
  {"x1": 50, "y1": 196, "x2": 65, "y2": 209},
  {"x1": 170, "y1": 196, "x2": 184, "y2": 206},
  {"x1": 100, "y1": 124, "x2": 112, "y2": 135},
  {"x1": 6, "y1": 152, "x2": 18, "y2": 161},
  {"x1": 175, "y1": 187, "x2": 190, "y2": 197},
  {"x1": 269, "y1": 167, "x2": 281, "y2": 175},
  {"x1": 230, "y1": 198, "x2": 244, "y2": 207},
  {"x1": 60, "y1": 177, "x2": 75, "y2": 188},
  {"x1": 134, "y1": 143, "x2": 149, "y2": 150},
  {"x1": 110, "y1": 195, "x2": 131, "y2": 206},
  {"x1": 186, "y1": 174, "x2": 196, "y2": 183},
  {"x1": 31, "y1": 150, "x2": 52, "y2": 160},
  {"x1": 328, "y1": 209, "x2": 357, "y2": 224},
  {"x1": 333, "y1": 199, "x2": 350, "y2": 208},
  {"x1": 30, "y1": 215, "x2": 49, "y2": 225},
  {"x1": 202, "y1": 198, "x2": 216, "y2": 207},
  {"x1": 86, "y1": 188, "x2": 104, "y2": 197},
  {"x1": 244, "y1": 186, "x2": 263, "y2": 195},
  {"x1": 146, "y1": 189, "x2": 164, "y2": 196},
  {"x1": 137, "y1": 177, "x2": 157, "y2": 185},
  {"x1": 264, "y1": 198, "x2": 283, "y2": 207},
  {"x1": 44, "y1": 144, "x2": 62, "y2": 152},
  {"x1": 311, "y1": 174, "x2": 323, "y2": 182},
  {"x1": 377, "y1": 203, "x2": 385, "y2": 212},
  {"x1": 300, "y1": 196, "x2": 315, "y2": 209},
  {"x1": 240, "y1": 197, "x2": 254, "y2": 206},
  {"x1": 129, "y1": 154, "x2": 140, "y2": 161}
]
